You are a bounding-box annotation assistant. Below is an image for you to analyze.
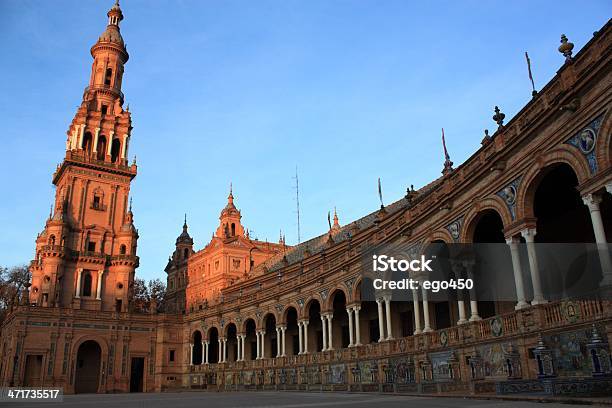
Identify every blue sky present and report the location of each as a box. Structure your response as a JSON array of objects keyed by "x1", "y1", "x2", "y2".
[{"x1": 0, "y1": 1, "x2": 609, "y2": 281}]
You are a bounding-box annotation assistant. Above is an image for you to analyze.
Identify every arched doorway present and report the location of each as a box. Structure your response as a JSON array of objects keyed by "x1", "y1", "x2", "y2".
[
  {"x1": 532, "y1": 163, "x2": 598, "y2": 298},
  {"x1": 263, "y1": 314, "x2": 277, "y2": 358},
  {"x1": 472, "y1": 210, "x2": 507, "y2": 318},
  {"x1": 226, "y1": 323, "x2": 238, "y2": 362},
  {"x1": 208, "y1": 327, "x2": 219, "y2": 364},
  {"x1": 74, "y1": 340, "x2": 102, "y2": 394},
  {"x1": 244, "y1": 319, "x2": 257, "y2": 360},
  {"x1": 330, "y1": 290, "x2": 349, "y2": 349},
  {"x1": 425, "y1": 240, "x2": 454, "y2": 329},
  {"x1": 192, "y1": 331, "x2": 203, "y2": 365},
  {"x1": 284, "y1": 307, "x2": 299, "y2": 356},
  {"x1": 306, "y1": 299, "x2": 323, "y2": 352}
]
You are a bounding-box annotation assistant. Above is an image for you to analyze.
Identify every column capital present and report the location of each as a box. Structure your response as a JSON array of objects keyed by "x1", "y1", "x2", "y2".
[
  {"x1": 582, "y1": 193, "x2": 602, "y2": 211},
  {"x1": 353, "y1": 305, "x2": 361, "y2": 312},
  {"x1": 277, "y1": 324, "x2": 287, "y2": 330},
  {"x1": 520, "y1": 228, "x2": 537, "y2": 242},
  {"x1": 606, "y1": 183, "x2": 612, "y2": 195},
  {"x1": 505, "y1": 235, "x2": 520, "y2": 245}
]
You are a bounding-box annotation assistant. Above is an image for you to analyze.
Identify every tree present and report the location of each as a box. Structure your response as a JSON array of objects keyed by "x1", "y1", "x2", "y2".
[
  {"x1": 148, "y1": 278, "x2": 167, "y2": 312},
  {"x1": 0, "y1": 264, "x2": 30, "y2": 324},
  {"x1": 131, "y1": 277, "x2": 167, "y2": 313}
]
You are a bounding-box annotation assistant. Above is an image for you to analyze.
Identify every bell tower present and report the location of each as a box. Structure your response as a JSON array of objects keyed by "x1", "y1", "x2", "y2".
[{"x1": 29, "y1": 1, "x2": 138, "y2": 313}]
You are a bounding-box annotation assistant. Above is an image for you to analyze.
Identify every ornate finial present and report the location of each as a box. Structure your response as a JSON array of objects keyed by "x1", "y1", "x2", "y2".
[
  {"x1": 183, "y1": 213, "x2": 188, "y2": 229},
  {"x1": 333, "y1": 207, "x2": 339, "y2": 228},
  {"x1": 129, "y1": 197, "x2": 133, "y2": 212},
  {"x1": 442, "y1": 128, "x2": 453, "y2": 175},
  {"x1": 48, "y1": 204, "x2": 53, "y2": 220},
  {"x1": 481, "y1": 129, "x2": 492, "y2": 146},
  {"x1": 558, "y1": 34, "x2": 574, "y2": 62},
  {"x1": 126, "y1": 103, "x2": 130, "y2": 112},
  {"x1": 492, "y1": 106, "x2": 505, "y2": 128},
  {"x1": 132, "y1": 155, "x2": 137, "y2": 165},
  {"x1": 228, "y1": 182, "x2": 234, "y2": 205}
]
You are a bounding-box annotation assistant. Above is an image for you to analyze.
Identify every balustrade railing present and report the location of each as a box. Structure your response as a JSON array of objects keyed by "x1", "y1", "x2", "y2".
[{"x1": 190, "y1": 298, "x2": 610, "y2": 374}]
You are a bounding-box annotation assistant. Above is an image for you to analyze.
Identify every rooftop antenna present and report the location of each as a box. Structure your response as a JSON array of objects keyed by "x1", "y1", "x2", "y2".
[{"x1": 293, "y1": 166, "x2": 301, "y2": 244}]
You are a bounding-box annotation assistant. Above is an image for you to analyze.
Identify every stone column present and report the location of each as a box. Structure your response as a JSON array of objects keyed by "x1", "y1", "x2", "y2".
[
  {"x1": 353, "y1": 306, "x2": 362, "y2": 346},
  {"x1": 218, "y1": 338, "x2": 223, "y2": 363},
  {"x1": 376, "y1": 298, "x2": 385, "y2": 341},
  {"x1": 224, "y1": 338, "x2": 229, "y2": 363},
  {"x1": 78, "y1": 124, "x2": 85, "y2": 149},
  {"x1": 506, "y1": 236, "x2": 529, "y2": 309},
  {"x1": 320, "y1": 315, "x2": 328, "y2": 351},
  {"x1": 384, "y1": 296, "x2": 393, "y2": 340},
  {"x1": 96, "y1": 270, "x2": 104, "y2": 300},
  {"x1": 275, "y1": 327, "x2": 281, "y2": 357},
  {"x1": 260, "y1": 331, "x2": 266, "y2": 359},
  {"x1": 107, "y1": 131, "x2": 114, "y2": 156},
  {"x1": 298, "y1": 321, "x2": 304, "y2": 354},
  {"x1": 347, "y1": 307, "x2": 354, "y2": 347},
  {"x1": 121, "y1": 134, "x2": 129, "y2": 159},
  {"x1": 303, "y1": 321, "x2": 309, "y2": 354},
  {"x1": 465, "y1": 261, "x2": 481, "y2": 321},
  {"x1": 204, "y1": 341, "x2": 209, "y2": 364},
  {"x1": 189, "y1": 343, "x2": 194, "y2": 366},
  {"x1": 457, "y1": 300, "x2": 468, "y2": 325},
  {"x1": 256, "y1": 331, "x2": 261, "y2": 359},
  {"x1": 412, "y1": 288, "x2": 422, "y2": 334},
  {"x1": 92, "y1": 127, "x2": 100, "y2": 153},
  {"x1": 422, "y1": 287, "x2": 432, "y2": 332},
  {"x1": 326, "y1": 314, "x2": 334, "y2": 350},
  {"x1": 75, "y1": 268, "x2": 83, "y2": 298},
  {"x1": 280, "y1": 326, "x2": 287, "y2": 357},
  {"x1": 583, "y1": 194, "x2": 612, "y2": 286},
  {"x1": 521, "y1": 228, "x2": 547, "y2": 304}
]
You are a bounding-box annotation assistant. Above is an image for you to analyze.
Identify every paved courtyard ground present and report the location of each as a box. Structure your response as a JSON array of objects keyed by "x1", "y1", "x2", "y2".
[{"x1": 8, "y1": 391, "x2": 601, "y2": 408}]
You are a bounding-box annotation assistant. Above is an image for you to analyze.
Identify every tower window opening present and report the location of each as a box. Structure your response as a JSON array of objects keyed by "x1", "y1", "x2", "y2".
[
  {"x1": 49, "y1": 235, "x2": 56, "y2": 246},
  {"x1": 104, "y1": 68, "x2": 112, "y2": 86},
  {"x1": 115, "y1": 299, "x2": 122, "y2": 313},
  {"x1": 93, "y1": 195, "x2": 101, "y2": 209},
  {"x1": 184, "y1": 248, "x2": 189, "y2": 259},
  {"x1": 96, "y1": 135, "x2": 107, "y2": 160},
  {"x1": 82, "y1": 132, "x2": 93, "y2": 156},
  {"x1": 82, "y1": 272, "x2": 93, "y2": 297},
  {"x1": 87, "y1": 242, "x2": 96, "y2": 252},
  {"x1": 110, "y1": 139, "x2": 121, "y2": 163},
  {"x1": 120, "y1": 244, "x2": 127, "y2": 255},
  {"x1": 101, "y1": 104, "x2": 108, "y2": 115},
  {"x1": 231, "y1": 223, "x2": 236, "y2": 236}
]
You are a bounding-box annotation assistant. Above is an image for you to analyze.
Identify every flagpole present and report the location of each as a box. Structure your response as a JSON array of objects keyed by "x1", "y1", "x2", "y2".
[{"x1": 525, "y1": 51, "x2": 537, "y2": 97}]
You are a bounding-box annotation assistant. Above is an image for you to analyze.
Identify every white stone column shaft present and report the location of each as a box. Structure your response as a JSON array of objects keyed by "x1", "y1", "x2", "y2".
[
  {"x1": 521, "y1": 228, "x2": 547, "y2": 304},
  {"x1": 422, "y1": 287, "x2": 432, "y2": 332},
  {"x1": 506, "y1": 237, "x2": 529, "y2": 309},
  {"x1": 347, "y1": 308, "x2": 354, "y2": 347},
  {"x1": 303, "y1": 321, "x2": 309, "y2": 353},
  {"x1": 298, "y1": 322, "x2": 304, "y2": 354},
  {"x1": 320, "y1": 315, "x2": 328, "y2": 351},
  {"x1": 96, "y1": 270, "x2": 104, "y2": 300},
  {"x1": 384, "y1": 296, "x2": 393, "y2": 340},
  {"x1": 376, "y1": 298, "x2": 385, "y2": 341},
  {"x1": 353, "y1": 306, "x2": 362, "y2": 346},
  {"x1": 75, "y1": 268, "x2": 83, "y2": 298},
  {"x1": 412, "y1": 288, "x2": 422, "y2": 334},
  {"x1": 583, "y1": 194, "x2": 612, "y2": 285},
  {"x1": 327, "y1": 314, "x2": 334, "y2": 349},
  {"x1": 189, "y1": 343, "x2": 194, "y2": 366}
]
